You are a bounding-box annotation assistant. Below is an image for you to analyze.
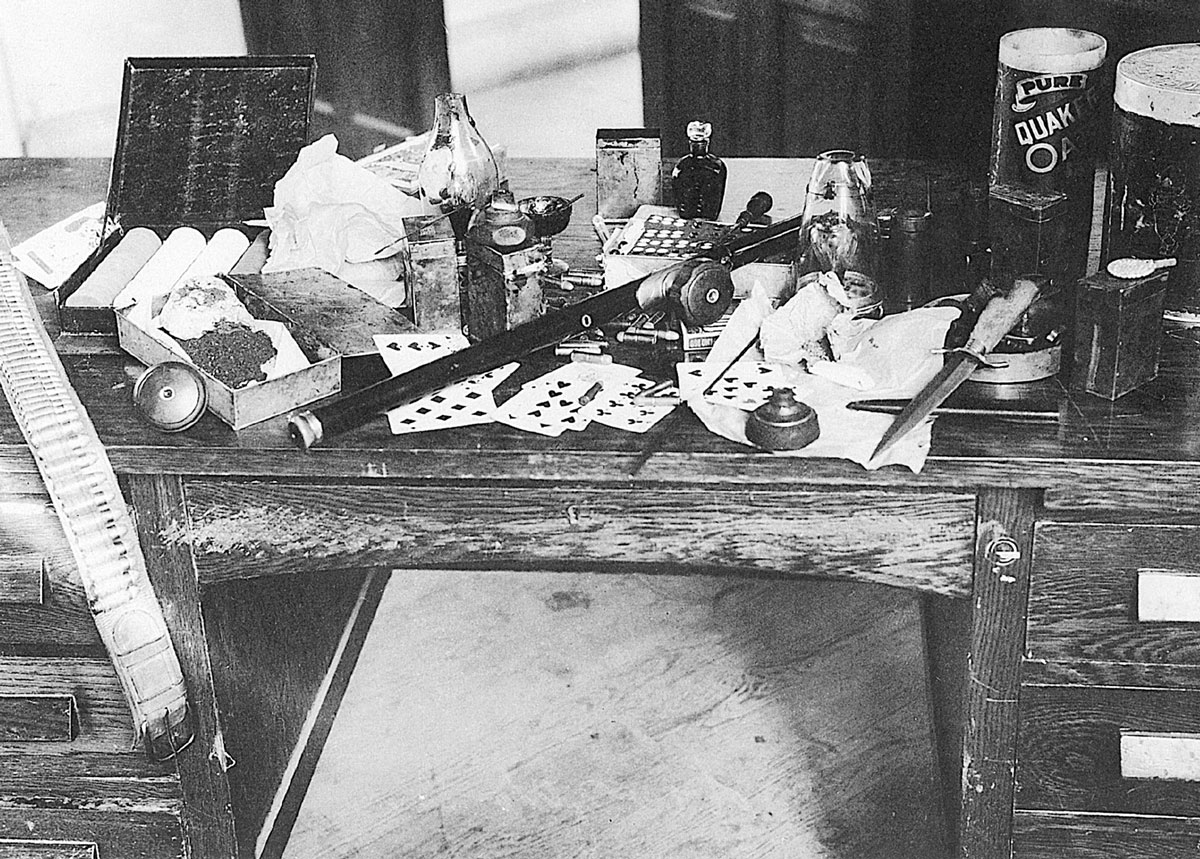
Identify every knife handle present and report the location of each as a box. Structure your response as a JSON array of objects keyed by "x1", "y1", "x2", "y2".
[{"x1": 964, "y1": 276, "x2": 1042, "y2": 356}]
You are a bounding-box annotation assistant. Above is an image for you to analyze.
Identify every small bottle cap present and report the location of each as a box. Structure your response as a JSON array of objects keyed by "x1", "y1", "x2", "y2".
[
  {"x1": 133, "y1": 361, "x2": 207, "y2": 432},
  {"x1": 686, "y1": 121, "x2": 713, "y2": 142}
]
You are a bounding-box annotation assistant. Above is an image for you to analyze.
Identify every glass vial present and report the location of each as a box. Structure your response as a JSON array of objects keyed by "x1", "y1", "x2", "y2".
[{"x1": 671, "y1": 121, "x2": 727, "y2": 220}]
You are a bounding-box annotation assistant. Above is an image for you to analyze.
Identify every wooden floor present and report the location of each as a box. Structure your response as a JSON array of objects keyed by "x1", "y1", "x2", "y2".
[{"x1": 282, "y1": 570, "x2": 948, "y2": 859}]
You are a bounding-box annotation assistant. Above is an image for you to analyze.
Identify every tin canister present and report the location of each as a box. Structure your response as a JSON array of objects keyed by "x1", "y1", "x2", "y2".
[
  {"x1": 989, "y1": 28, "x2": 1107, "y2": 284},
  {"x1": 1101, "y1": 43, "x2": 1200, "y2": 321},
  {"x1": 596, "y1": 128, "x2": 662, "y2": 219}
]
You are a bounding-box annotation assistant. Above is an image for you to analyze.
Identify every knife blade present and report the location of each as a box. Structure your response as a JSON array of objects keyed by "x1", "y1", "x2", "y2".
[
  {"x1": 869, "y1": 276, "x2": 1043, "y2": 461},
  {"x1": 848, "y1": 399, "x2": 1059, "y2": 420}
]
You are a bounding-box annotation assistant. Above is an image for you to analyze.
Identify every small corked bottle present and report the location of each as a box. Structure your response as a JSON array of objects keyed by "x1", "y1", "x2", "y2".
[{"x1": 671, "y1": 121, "x2": 727, "y2": 220}]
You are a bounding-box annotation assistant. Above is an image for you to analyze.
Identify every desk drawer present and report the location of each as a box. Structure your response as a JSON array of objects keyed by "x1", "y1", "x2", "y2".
[
  {"x1": 183, "y1": 481, "x2": 977, "y2": 596},
  {"x1": 1013, "y1": 810, "x2": 1200, "y2": 859},
  {"x1": 1016, "y1": 684, "x2": 1200, "y2": 816},
  {"x1": 0, "y1": 484, "x2": 99, "y2": 649},
  {"x1": 0, "y1": 809, "x2": 183, "y2": 859},
  {"x1": 1027, "y1": 523, "x2": 1200, "y2": 684}
]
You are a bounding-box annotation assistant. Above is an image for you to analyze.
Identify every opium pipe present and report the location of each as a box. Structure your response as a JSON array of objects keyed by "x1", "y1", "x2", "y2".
[{"x1": 289, "y1": 208, "x2": 805, "y2": 449}]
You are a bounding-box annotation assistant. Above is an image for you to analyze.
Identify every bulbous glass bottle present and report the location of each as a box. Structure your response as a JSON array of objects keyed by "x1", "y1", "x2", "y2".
[
  {"x1": 796, "y1": 150, "x2": 882, "y2": 317},
  {"x1": 417, "y1": 93, "x2": 500, "y2": 241},
  {"x1": 671, "y1": 121, "x2": 727, "y2": 220}
]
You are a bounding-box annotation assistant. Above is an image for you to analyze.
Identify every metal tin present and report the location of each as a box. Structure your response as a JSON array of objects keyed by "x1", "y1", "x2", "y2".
[
  {"x1": 1074, "y1": 267, "x2": 1169, "y2": 400},
  {"x1": 1101, "y1": 44, "x2": 1200, "y2": 321},
  {"x1": 132, "y1": 361, "x2": 208, "y2": 432},
  {"x1": 596, "y1": 128, "x2": 662, "y2": 219}
]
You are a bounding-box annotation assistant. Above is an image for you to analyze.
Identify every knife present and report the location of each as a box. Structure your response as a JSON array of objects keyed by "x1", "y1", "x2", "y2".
[
  {"x1": 869, "y1": 276, "x2": 1043, "y2": 461},
  {"x1": 848, "y1": 399, "x2": 1059, "y2": 420}
]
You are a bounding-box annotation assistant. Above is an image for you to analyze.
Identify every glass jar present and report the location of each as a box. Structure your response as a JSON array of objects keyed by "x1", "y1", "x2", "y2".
[{"x1": 796, "y1": 150, "x2": 882, "y2": 317}]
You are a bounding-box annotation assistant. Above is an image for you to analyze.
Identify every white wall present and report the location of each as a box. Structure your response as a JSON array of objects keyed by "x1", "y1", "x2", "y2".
[{"x1": 0, "y1": 0, "x2": 246, "y2": 156}]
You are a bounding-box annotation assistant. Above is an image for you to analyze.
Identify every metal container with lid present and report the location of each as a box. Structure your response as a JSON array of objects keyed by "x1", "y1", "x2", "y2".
[
  {"x1": 1101, "y1": 43, "x2": 1200, "y2": 323},
  {"x1": 132, "y1": 361, "x2": 208, "y2": 432}
]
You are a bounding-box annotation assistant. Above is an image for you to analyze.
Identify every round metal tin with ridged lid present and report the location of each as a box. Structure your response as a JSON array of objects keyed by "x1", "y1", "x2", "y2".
[{"x1": 132, "y1": 361, "x2": 207, "y2": 432}]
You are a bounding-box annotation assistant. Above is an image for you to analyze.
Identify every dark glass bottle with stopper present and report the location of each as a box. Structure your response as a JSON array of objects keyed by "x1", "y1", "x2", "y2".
[{"x1": 672, "y1": 121, "x2": 727, "y2": 220}]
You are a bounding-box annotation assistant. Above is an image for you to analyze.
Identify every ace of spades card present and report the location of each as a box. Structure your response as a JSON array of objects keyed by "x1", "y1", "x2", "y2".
[{"x1": 677, "y1": 361, "x2": 789, "y2": 411}]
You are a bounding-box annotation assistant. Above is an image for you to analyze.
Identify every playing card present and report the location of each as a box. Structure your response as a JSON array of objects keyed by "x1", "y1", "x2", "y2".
[
  {"x1": 589, "y1": 378, "x2": 678, "y2": 433},
  {"x1": 677, "y1": 361, "x2": 788, "y2": 411},
  {"x1": 374, "y1": 332, "x2": 469, "y2": 375},
  {"x1": 494, "y1": 377, "x2": 596, "y2": 436}
]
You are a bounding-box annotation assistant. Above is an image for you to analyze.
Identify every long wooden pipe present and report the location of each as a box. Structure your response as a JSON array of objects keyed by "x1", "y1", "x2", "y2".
[{"x1": 288, "y1": 205, "x2": 803, "y2": 449}]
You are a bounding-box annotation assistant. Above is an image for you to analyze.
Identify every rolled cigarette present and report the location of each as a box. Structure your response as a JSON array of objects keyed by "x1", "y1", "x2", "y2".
[
  {"x1": 113, "y1": 226, "x2": 206, "y2": 320},
  {"x1": 67, "y1": 227, "x2": 162, "y2": 308},
  {"x1": 570, "y1": 351, "x2": 613, "y2": 365},
  {"x1": 178, "y1": 228, "x2": 251, "y2": 281}
]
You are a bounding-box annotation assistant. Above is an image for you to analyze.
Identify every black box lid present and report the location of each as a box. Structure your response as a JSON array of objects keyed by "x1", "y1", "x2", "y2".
[{"x1": 108, "y1": 56, "x2": 316, "y2": 229}]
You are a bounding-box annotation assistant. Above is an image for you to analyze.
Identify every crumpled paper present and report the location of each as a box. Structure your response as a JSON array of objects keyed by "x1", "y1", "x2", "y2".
[
  {"x1": 262, "y1": 134, "x2": 437, "y2": 306},
  {"x1": 683, "y1": 285, "x2": 961, "y2": 472}
]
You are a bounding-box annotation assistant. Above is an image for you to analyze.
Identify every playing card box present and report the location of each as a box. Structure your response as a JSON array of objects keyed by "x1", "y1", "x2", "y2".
[{"x1": 57, "y1": 55, "x2": 316, "y2": 335}]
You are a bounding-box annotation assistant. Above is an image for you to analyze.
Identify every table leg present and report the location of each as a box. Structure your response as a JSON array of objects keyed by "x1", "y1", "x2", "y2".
[
  {"x1": 125, "y1": 473, "x2": 239, "y2": 859},
  {"x1": 958, "y1": 487, "x2": 1040, "y2": 858}
]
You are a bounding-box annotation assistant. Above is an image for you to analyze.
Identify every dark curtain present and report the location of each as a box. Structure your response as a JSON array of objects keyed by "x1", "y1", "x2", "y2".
[{"x1": 239, "y1": 0, "x2": 451, "y2": 157}]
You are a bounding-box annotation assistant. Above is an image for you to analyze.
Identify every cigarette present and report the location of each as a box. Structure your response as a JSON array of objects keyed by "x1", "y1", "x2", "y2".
[
  {"x1": 571, "y1": 351, "x2": 612, "y2": 365},
  {"x1": 592, "y1": 215, "x2": 612, "y2": 244},
  {"x1": 578, "y1": 382, "x2": 603, "y2": 405}
]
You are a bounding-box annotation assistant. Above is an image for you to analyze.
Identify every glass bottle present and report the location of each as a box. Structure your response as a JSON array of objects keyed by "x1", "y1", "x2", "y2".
[
  {"x1": 796, "y1": 150, "x2": 882, "y2": 317},
  {"x1": 671, "y1": 121, "x2": 727, "y2": 220},
  {"x1": 417, "y1": 93, "x2": 500, "y2": 242}
]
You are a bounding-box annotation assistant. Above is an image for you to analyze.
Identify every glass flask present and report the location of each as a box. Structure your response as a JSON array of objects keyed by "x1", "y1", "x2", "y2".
[
  {"x1": 796, "y1": 150, "x2": 882, "y2": 317},
  {"x1": 671, "y1": 121, "x2": 727, "y2": 220},
  {"x1": 417, "y1": 93, "x2": 500, "y2": 241}
]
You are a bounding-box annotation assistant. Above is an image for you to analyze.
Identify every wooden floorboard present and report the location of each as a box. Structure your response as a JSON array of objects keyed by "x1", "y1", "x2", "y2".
[{"x1": 283, "y1": 570, "x2": 948, "y2": 859}]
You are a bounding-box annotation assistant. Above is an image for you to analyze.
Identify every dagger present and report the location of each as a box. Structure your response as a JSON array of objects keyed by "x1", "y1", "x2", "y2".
[{"x1": 869, "y1": 275, "x2": 1043, "y2": 462}]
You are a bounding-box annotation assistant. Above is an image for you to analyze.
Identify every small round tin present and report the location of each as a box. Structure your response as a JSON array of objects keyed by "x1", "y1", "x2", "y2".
[
  {"x1": 133, "y1": 362, "x2": 207, "y2": 432},
  {"x1": 745, "y1": 387, "x2": 820, "y2": 451}
]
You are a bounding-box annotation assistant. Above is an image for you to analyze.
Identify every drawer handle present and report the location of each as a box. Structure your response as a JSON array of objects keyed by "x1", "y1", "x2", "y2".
[
  {"x1": 0, "y1": 838, "x2": 99, "y2": 858},
  {"x1": 0, "y1": 553, "x2": 46, "y2": 605},
  {"x1": 0, "y1": 694, "x2": 77, "y2": 742},
  {"x1": 1136, "y1": 569, "x2": 1200, "y2": 623},
  {"x1": 1121, "y1": 730, "x2": 1200, "y2": 781}
]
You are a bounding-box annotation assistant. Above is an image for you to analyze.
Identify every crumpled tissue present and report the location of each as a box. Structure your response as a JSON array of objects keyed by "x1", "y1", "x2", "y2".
[
  {"x1": 681, "y1": 285, "x2": 961, "y2": 472},
  {"x1": 262, "y1": 134, "x2": 437, "y2": 307}
]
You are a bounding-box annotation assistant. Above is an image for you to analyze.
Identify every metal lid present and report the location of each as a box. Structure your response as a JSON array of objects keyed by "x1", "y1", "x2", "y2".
[
  {"x1": 998, "y1": 28, "x2": 1106, "y2": 74},
  {"x1": 133, "y1": 361, "x2": 208, "y2": 432},
  {"x1": 1115, "y1": 43, "x2": 1200, "y2": 127}
]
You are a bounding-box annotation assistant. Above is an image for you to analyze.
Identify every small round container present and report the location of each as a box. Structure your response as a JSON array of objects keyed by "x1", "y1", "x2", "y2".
[
  {"x1": 132, "y1": 361, "x2": 207, "y2": 432},
  {"x1": 745, "y1": 388, "x2": 820, "y2": 451}
]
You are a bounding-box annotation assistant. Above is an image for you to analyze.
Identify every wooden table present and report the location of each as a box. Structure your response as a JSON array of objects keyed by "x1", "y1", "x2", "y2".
[{"x1": 3, "y1": 156, "x2": 1200, "y2": 859}]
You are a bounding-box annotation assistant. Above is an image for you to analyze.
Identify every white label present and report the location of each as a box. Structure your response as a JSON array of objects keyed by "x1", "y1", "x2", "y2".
[
  {"x1": 1137, "y1": 569, "x2": 1200, "y2": 623},
  {"x1": 1121, "y1": 731, "x2": 1200, "y2": 781},
  {"x1": 491, "y1": 226, "x2": 527, "y2": 247}
]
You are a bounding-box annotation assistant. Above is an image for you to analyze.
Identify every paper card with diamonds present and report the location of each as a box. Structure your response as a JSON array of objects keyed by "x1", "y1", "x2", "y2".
[
  {"x1": 676, "y1": 361, "x2": 788, "y2": 411},
  {"x1": 384, "y1": 363, "x2": 518, "y2": 435}
]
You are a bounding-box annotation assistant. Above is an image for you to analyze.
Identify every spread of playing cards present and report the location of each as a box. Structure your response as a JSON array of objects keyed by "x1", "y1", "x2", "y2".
[{"x1": 374, "y1": 334, "x2": 680, "y2": 437}]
